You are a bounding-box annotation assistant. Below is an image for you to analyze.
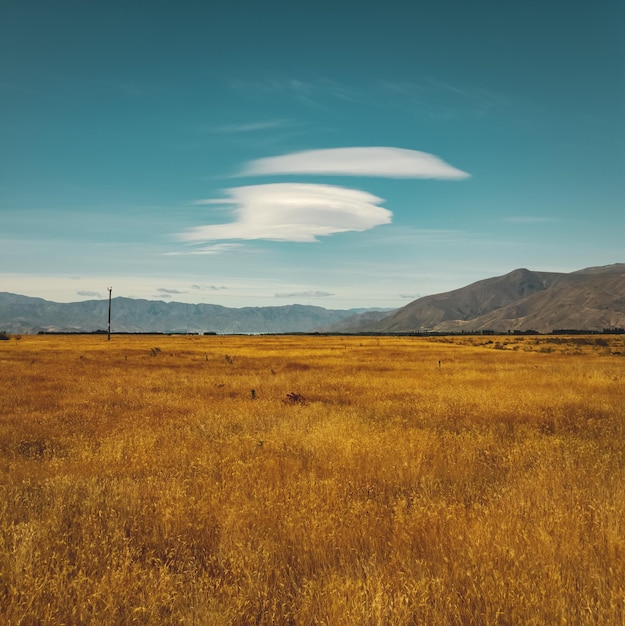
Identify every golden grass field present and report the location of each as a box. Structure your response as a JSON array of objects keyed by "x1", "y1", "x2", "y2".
[{"x1": 1, "y1": 333, "x2": 624, "y2": 625}]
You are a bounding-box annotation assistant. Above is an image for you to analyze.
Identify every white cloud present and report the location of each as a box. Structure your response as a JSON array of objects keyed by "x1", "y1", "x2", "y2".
[
  {"x1": 165, "y1": 243, "x2": 244, "y2": 255},
  {"x1": 275, "y1": 290, "x2": 334, "y2": 298},
  {"x1": 240, "y1": 147, "x2": 469, "y2": 179},
  {"x1": 76, "y1": 290, "x2": 102, "y2": 298},
  {"x1": 180, "y1": 183, "x2": 392, "y2": 243}
]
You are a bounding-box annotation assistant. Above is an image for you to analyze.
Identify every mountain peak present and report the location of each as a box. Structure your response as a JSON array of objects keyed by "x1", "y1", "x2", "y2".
[{"x1": 326, "y1": 264, "x2": 625, "y2": 333}]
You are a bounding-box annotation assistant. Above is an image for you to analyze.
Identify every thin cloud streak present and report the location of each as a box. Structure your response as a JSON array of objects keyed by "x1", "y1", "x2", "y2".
[
  {"x1": 504, "y1": 216, "x2": 561, "y2": 223},
  {"x1": 212, "y1": 120, "x2": 288, "y2": 133},
  {"x1": 380, "y1": 78, "x2": 510, "y2": 119},
  {"x1": 275, "y1": 290, "x2": 334, "y2": 298},
  {"x1": 165, "y1": 243, "x2": 244, "y2": 256},
  {"x1": 241, "y1": 147, "x2": 470, "y2": 179},
  {"x1": 190, "y1": 199, "x2": 237, "y2": 206},
  {"x1": 157, "y1": 288, "x2": 187, "y2": 294},
  {"x1": 180, "y1": 183, "x2": 392, "y2": 243},
  {"x1": 368, "y1": 227, "x2": 479, "y2": 245},
  {"x1": 76, "y1": 290, "x2": 102, "y2": 298},
  {"x1": 191, "y1": 284, "x2": 228, "y2": 291}
]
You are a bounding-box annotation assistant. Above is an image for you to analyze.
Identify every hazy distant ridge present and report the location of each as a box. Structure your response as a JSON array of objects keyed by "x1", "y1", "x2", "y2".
[{"x1": 0, "y1": 294, "x2": 383, "y2": 335}]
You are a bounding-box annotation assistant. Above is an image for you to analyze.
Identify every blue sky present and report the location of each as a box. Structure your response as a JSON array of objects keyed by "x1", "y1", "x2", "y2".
[{"x1": 1, "y1": 0, "x2": 623, "y2": 308}]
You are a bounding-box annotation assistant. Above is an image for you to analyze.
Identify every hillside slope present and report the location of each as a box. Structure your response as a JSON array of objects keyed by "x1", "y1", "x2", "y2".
[
  {"x1": 329, "y1": 264, "x2": 625, "y2": 333},
  {"x1": 0, "y1": 294, "x2": 370, "y2": 334}
]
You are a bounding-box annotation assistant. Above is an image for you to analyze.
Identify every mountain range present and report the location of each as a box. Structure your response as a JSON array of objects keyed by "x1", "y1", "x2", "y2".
[
  {"x1": 1, "y1": 263, "x2": 623, "y2": 335},
  {"x1": 0, "y1": 293, "x2": 384, "y2": 335},
  {"x1": 321, "y1": 263, "x2": 625, "y2": 333}
]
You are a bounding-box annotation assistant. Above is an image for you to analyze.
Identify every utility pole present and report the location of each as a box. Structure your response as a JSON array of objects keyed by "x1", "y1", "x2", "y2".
[{"x1": 107, "y1": 287, "x2": 112, "y2": 341}]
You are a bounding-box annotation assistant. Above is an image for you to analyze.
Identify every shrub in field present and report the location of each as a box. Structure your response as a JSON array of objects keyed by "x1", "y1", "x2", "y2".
[{"x1": 284, "y1": 392, "x2": 306, "y2": 405}]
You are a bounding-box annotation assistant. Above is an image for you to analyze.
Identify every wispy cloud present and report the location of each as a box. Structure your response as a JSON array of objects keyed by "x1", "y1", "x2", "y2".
[
  {"x1": 275, "y1": 290, "x2": 334, "y2": 298},
  {"x1": 179, "y1": 183, "x2": 392, "y2": 243},
  {"x1": 380, "y1": 78, "x2": 510, "y2": 119},
  {"x1": 504, "y1": 216, "x2": 561, "y2": 223},
  {"x1": 240, "y1": 147, "x2": 469, "y2": 179},
  {"x1": 76, "y1": 290, "x2": 102, "y2": 298},
  {"x1": 229, "y1": 78, "x2": 323, "y2": 109},
  {"x1": 229, "y1": 77, "x2": 370, "y2": 110},
  {"x1": 229, "y1": 75, "x2": 507, "y2": 119},
  {"x1": 157, "y1": 288, "x2": 187, "y2": 294},
  {"x1": 165, "y1": 243, "x2": 244, "y2": 255},
  {"x1": 190, "y1": 198, "x2": 237, "y2": 206},
  {"x1": 191, "y1": 284, "x2": 228, "y2": 291},
  {"x1": 211, "y1": 120, "x2": 288, "y2": 133},
  {"x1": 427, "y1": 78, "x2": 509, "y2": 110},
  {"x1": 368, "y1": 226, "x2": 481, "y2": 245}
]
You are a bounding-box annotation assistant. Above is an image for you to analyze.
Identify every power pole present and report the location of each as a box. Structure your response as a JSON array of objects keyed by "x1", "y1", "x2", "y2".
[{"x1": 107, "y1": 287, "x2": 112, "y2": 341}]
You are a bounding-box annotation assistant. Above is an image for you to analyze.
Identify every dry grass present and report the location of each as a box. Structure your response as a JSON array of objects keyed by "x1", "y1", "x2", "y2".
[{"x1": 1, "y1": 333, "x2": 624, "y2": 625}]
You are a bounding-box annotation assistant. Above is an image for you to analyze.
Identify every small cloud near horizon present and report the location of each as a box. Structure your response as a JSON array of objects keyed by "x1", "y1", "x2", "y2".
[
  {"x1": 192, "y1": 284, "x2": 228, "y2": 291},
  {"x1": 76, "y1": 290, "x2": 102, "y2": 298},
  {"x1": 157, "y1": 288, "x2": 187, "y2": 295},
  {"x1": 275, "y1": 290, "x2": 334, "y2": 298}
]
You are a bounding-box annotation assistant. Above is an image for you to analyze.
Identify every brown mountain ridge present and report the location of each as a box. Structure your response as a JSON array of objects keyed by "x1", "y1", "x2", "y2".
[{"x1": 322, "y1": 264, "x2": 625, "y2": 334}]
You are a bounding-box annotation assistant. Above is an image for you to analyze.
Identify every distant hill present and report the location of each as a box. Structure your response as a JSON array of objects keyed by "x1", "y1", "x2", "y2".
[
  {"x1": 0, "y1": 293, "x2": 382, "y2": 335},
  {"x1": 314, "y1": 309, "x2": 397, "y2": 333},
  {"x1": 319, "y1": 264, "x2": 625, "y2": 333}
]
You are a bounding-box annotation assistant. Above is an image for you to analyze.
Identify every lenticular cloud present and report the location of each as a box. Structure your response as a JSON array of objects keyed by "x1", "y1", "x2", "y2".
[
  {"x1": 180, "y1": 183, "x2": 392, "y2": 243},
  {"x1": 241, "y1": 147, "x2": 470, "y2": 179}
]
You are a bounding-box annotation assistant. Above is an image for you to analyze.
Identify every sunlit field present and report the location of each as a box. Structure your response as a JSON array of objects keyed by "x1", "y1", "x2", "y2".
[{"x1": 1, "y1": 333, "x2": 624, "y2": 625}]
